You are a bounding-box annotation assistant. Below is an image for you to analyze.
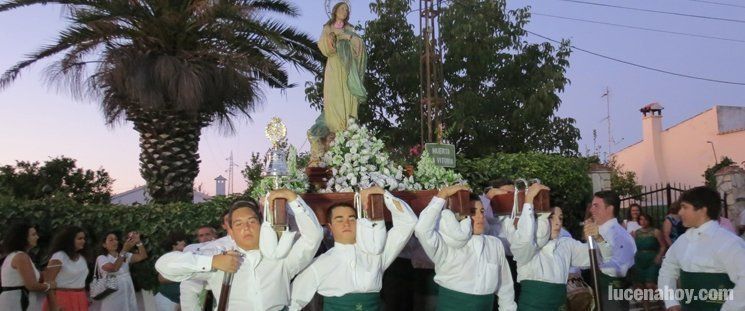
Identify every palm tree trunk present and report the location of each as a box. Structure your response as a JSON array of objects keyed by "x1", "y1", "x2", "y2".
[{"x1": 128, "y1": 109, "x2": 208, "y2": 204}]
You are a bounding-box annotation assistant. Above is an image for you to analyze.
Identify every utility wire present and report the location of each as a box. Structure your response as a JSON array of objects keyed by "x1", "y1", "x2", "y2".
[
  {"x1": 526, "y1": 30, "x2": 745, "y2": 86},
  {"x1": 532, "y1": 12, "x2": 745, "y2": 44},
  {"x1": 555, "y1": 0, "x2": 745, "y2": 24},
  {"x1": 685, "y1": 0, "x2": 745, "y2": 9}
]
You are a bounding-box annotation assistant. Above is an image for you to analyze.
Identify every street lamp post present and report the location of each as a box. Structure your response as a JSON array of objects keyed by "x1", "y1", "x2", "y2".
[{"x1": 706, "y1": 141, "x2": 718, "y2": 164}]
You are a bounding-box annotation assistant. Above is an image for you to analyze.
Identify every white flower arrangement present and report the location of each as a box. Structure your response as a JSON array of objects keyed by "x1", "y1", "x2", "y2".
[
  {"x1": 322, "y1": 118, "x2": 420, "y2": 192},
  {"x1": 250, "y1": 145, "x2": 309, "y2": 199},
  {"x1": 414, "y1": 150, "x2": 466, "y2": 189}
]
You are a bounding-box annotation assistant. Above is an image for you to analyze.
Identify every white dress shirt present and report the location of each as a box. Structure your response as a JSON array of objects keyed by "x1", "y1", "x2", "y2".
[
  {"x1": 415, "y1": 197, "x2": 517, "y2": 311},
  {"x1": 156, "y1": 197, "x2": 322, "y2": 310},
  {"x1": 597, "y1": 218, "x2": 636, "y2": 277},
  {"x1": 289, "y1": 192, "x2": 418, "y2": 311},
  {"x1": 480, "y1": 195, "x2": 514, "y2": 256},
  {"x1": 179, "y1": 236, "x2": 235, "y2": 311},
  {"x1": 510, "y1": 204, "x2": 610, "y2": 284},
  {"x1": 658, "y1": 220, "x2": 745, "y2": 310}
]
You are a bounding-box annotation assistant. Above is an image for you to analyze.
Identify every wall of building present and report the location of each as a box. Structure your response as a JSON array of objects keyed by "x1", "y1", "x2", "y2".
[{"x1": 613, "y1": 106, "x2": 745, "y2": 187}]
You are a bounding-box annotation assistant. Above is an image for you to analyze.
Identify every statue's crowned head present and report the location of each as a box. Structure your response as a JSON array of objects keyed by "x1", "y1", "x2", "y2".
[{"x1": 325, "y1": 0, "x2": 351, "y2": 26}]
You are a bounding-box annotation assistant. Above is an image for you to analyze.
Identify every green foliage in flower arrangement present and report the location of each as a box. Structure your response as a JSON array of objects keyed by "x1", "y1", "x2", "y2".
[
  {"x1": 248, "y1": 145, "x2": 309, "y2": 200},
  {"x1": 414, "y1": 150, "x2": 466, "y2": 189}
]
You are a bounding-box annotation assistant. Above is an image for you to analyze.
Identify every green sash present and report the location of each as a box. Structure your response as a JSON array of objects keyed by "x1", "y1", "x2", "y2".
[
  {"x1": 598, "y1": 273, "x2": 626, "y2": 290},
  {"x1": 323, "y1": 292, "x2": 380, "y2": 311},
  {"x1": 679, "y1": 270, "x2": 734, "y2": 311},
  {"x1": 436, "y1": 285, "x2": 494, "y2": 311},
  {"x1": 157, "y1": 282, "x2": 180, "y2": 303},
  {"x1": 517, "y1": 280, "x2": 567, "y2": 311}
]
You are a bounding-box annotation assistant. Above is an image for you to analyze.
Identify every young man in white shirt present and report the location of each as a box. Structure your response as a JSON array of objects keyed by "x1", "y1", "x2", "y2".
[
  {"x1": 415, "y1": 185, "x2": 517, "y2": 311},
  {"x1": 156, "y1": 189, "x2": 323, "y2": 310},
  {"x1": 658, "y1": 186, "x2": 745, "y2": 311},
  {"x1": 289, "y1": 186, "x2": 418, "y2": 311},
  {"x1": 589, "y1": 190, "x2": 637, "y2": 311},
  {"x1": 510, "y1": 184, "x2": 610, "y2": 310}
]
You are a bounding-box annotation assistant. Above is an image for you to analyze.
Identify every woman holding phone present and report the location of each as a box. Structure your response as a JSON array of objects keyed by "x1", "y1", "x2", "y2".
[{"x1": 92, "y1": 231, "x2": 148, "y2": 311}]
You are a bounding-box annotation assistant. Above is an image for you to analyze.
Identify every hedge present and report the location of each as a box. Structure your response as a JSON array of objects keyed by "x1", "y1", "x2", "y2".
[
  {"x1": 456, "y1": 152, "x2": 594, "y2": 234},
  {"x1": 1, "y1": 194, "x2": 237, "y2": 291}
]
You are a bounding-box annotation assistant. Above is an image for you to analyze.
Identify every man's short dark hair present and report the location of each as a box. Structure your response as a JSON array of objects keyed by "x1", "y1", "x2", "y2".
[
  {"x1": 326, "y1": 202, "x2": 356, "y2": 223},
  {"x1": 469, "y1": 192, "x2": 483, "y2": 216},
  {"x1": 160, "y1": 231, "x2": 188, "y2": 250},
  {"x1": 594, "y1": 190, "x2": 620, "y2": 218},
  {"x1": 679, "y1": 186, "x2": 721, "y2": 220},
  {"x1": 228, "y1": 199, "x2": 260, "y2": 228}
]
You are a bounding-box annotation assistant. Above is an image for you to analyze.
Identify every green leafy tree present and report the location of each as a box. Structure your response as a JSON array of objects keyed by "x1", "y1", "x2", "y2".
[
  {"x1": 0, "y1": 157, "x2": 112, "y2": 204},
  {"x1": 242, "y1": 152, "x2": 265, "y2": 196},
  {"x1": 704, "y1": 156, "x2": 735, "y2": 189},
  {"x1": 597, "y1": 156, "x2": 642, "y2": 197},
  {"x1": 441, "y1": 0, "x2": 578, "y2": 157},
  {"x1": 0, "y1": 0, "x2": 321, "y2": 203}
]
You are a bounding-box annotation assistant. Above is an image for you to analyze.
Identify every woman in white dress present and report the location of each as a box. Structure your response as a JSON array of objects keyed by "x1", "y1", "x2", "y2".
[
  {"x1": 43, "y1": 226, "x2": 89, "y2": 311},
  {"x1": 0, "y1": 223, "x2": 53, "y2": 311},
  {"x1": 92, "y1": 231, "x2": 147, "y2": 311},
  {"x1": 623, "y1": 203, "x2": 642, "y2": 233}
]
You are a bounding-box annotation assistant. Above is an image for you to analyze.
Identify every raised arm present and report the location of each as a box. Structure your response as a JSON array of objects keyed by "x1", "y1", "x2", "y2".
[
  {"x1": 128, "y1": 232, "x2": 148, "y2": 263},
  {"x1": 102, "y1": 238, "x2": 136, "y2": 273},
  {"x1": 509, "y1": 202, "x2": 538, "y2": 264},
  {"x1": 509, "y1": 183, "x2": 550, "y2": 264},
  {"x1": 272, "y1": 190, "x2": 323, "y2": 276},
  {"x1": 413, "y1": 195, "x2": 448, "y2": 264},
  {"x1": 381, "y1": 190, "x2": 418, "y2": 269}
]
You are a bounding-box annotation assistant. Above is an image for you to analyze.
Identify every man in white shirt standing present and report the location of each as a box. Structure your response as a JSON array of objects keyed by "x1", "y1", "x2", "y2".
[
  {"x1": 289, "y1": 186, "x2": 418, "y2": 311},
  {"x1": 414, "y1": 185, "x2": 517, "y2": 311},
  {"x1": 180, "y1": 224, "x2": 218, "y2": 311},
  {"x1": 156, "y1": 188, "x2": 323, "y2": 310},
  {"x1": 179, "y1": 210, "x2": 233, "y2": 311},
  {"x1": 658, "y1": 186, "x2": 745, "y2": 311},
  {"x1": 588, "y1": 190, "x2": 636, "y2": 311}
]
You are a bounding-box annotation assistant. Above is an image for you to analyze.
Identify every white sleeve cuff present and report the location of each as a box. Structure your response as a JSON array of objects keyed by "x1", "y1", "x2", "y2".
[{"x1": 196, "y1": 255, "x2": 214, "y2": 272}]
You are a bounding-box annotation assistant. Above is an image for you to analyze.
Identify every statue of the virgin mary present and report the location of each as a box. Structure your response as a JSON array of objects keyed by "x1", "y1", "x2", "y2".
[{"x1": 307, "y1": 0, "x2": 368, "y2": 167}]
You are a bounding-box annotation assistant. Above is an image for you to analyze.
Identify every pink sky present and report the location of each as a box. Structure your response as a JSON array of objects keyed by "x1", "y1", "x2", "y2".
[{"x1": 1, "y1": 1, "x2": 743, "y2": 196}]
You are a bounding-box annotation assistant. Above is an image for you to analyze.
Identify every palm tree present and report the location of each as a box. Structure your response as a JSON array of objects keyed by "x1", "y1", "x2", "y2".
[{"x1": 0, "y1": 0, "x2": 321, "y2": 203}]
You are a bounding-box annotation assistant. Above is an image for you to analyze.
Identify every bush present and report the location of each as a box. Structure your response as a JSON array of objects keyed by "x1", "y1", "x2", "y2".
[
  {"x1": 0, "y1": 194, "x2": 237, "y2": 291},
  {"x1": 456, "y1": 152, "x2": 593, "y2": 234}
]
